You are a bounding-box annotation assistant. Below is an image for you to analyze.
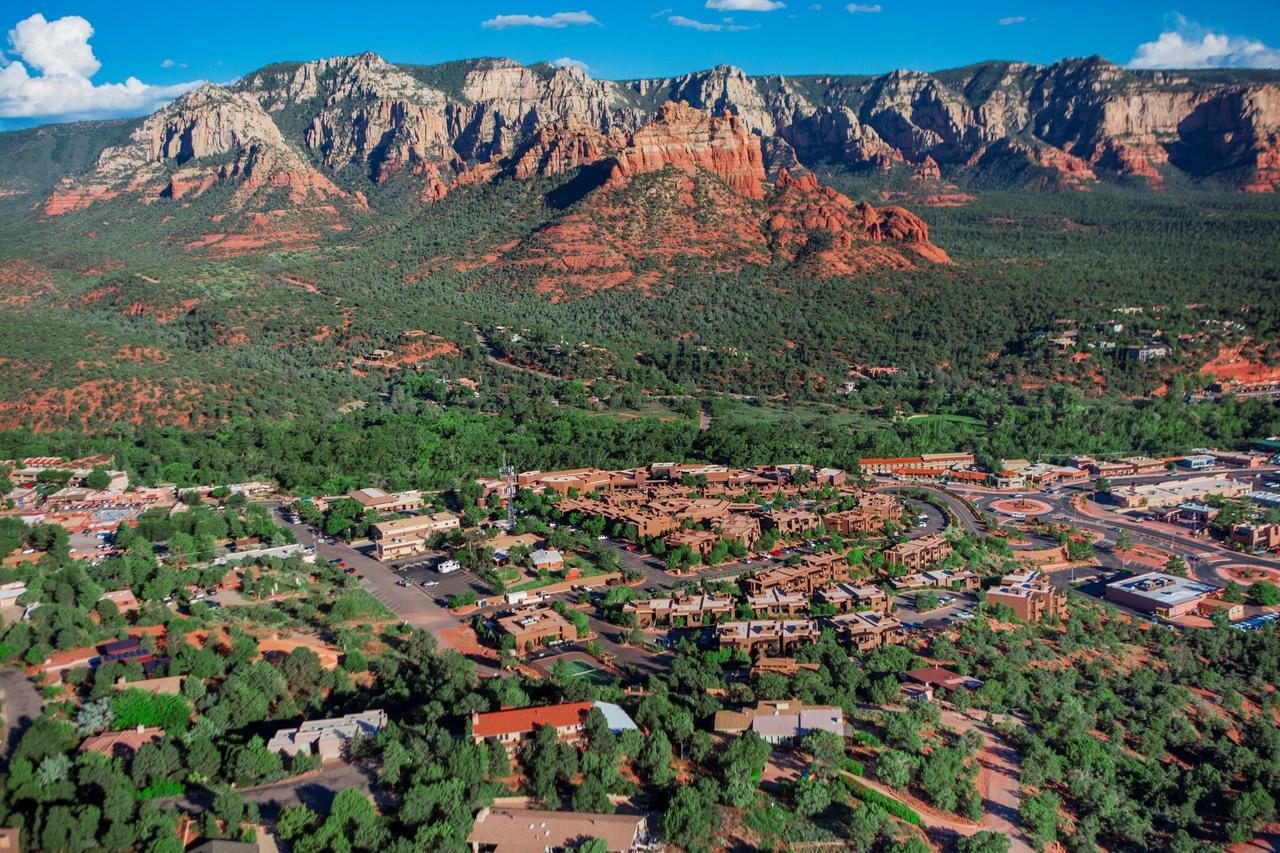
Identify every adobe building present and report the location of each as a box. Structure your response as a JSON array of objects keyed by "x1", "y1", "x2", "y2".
[
  {"x1": 760, "y1": 508, "x2": 821, "y2": 538},
  {"x1": 884, "y1": 533, "x2": 953, "y2": 571},
  {"x1": 1230, "y1": 522, "x2": 1280, "y2": 550},
  {"x1": 266, "y1": 710, "x2": 388, "y2": 763},
  {"x1": 664, "y1": 529, "x2": 720, "y2": 559},
  {"x1": 746, "y1": 588, "x2": 809, "y2": 618},
  {"x1": 828, "y1": 610, "x2": 906, "y2": 651},
  {"x1": 743, "y1": 552, "x2": 847, "y2": 595},
  {"x1": 495, "y1": 606, "x2": 576, "y2": 653},
  {"x1": 815, "y1": 582, "x2": 890, "y2": 613},
  {"x1": 716, "y1": 620, "x2": 819, "y2": 655},
  {"x1": 985, "y1": 571, "x2": 1066, "y2": 623},
  {"x1": 624, "y1": 594, "x2": 734, "y2": 628},
  {"x1": 718, "y1": 514, "x2": 762, "y2": 549},
  {"x1": 1104, "y1": 571, "x2": 1220, "y2": 618},
  {"x1": 347, "y1": 488, "x2": 423, "y2": 514}
]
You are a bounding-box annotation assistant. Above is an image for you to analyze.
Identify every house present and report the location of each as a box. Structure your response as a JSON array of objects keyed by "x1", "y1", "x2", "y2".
[
  {"x1": 752, "y1": 657, "x2": 821, "y2": 677},
  {"x1": 470, "y1": 701, "x2": 637, "y2": 750},
  {"x1": 529, "y1": 549, "x2": 565, "y2": 571},
  {"x1": 115, "y1": 675, "x2": 184, "y2": 696},
  {"x1": 1196, "y1": 598, "x2": 1245, "y2": 622},
  {"x1": 266, "y1": 710, "x2": 388, "y2": 763},
  {"x1": 985, "y1": 571, "x2": 1066, "y2": 623},
  {"x1": 1105, "y1": 572, "x2": 1220, "y2": 618},
  {"x1": 827, "y1": 610, "x2": 906, "y2": 651},
  {"x1": 80, "y1": 725, "x2": 164, "y2": 758},
  {"x1": 0, "y1": 828, "x2": 18, "y2": 852},
  {"x1": 0, "y1": 582, "x2": 27, "y2": 607},
  {"x1": 884, "y1": 533, "x2": 953, "y2": 570},
  {"x1": 99, "y1": 589, "x2": 140, "y2": 614},
  {"x1": 713, "y1": 699, "x2": 844, "y2": 744},
  {"x1": 467, "y1": 807, "x2": 650, "y2": 853},
  {"x1": 902, "y1": 666, "x2": 983, "y2": 693},
  {"x1": 495, "y1": 606, "x2": 576, "y2": 652}
]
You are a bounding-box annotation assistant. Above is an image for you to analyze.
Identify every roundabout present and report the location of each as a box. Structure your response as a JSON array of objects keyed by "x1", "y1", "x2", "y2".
[
  {"x1": 1215, "y1": 564, "x2": 1280, "y2": 587},
  {"x1": 990, "y1": 497, "x2": 1054, "y2": 518}
]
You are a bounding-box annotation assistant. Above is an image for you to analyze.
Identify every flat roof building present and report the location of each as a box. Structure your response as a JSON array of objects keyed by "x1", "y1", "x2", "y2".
[
  {"x1": 495, "y1": 606, "x2": 576, "y2": 653},
  {"x1": 1105, "y1": 571, "x2": 1220, "y2": 618},
  {"x1": 985, "y1": 570, "x2": 1066, "y2": 623},
  {"x1": 467, "y1": 807, "x2": 649, "y2": 853},
  {"x1": 884, "y1": 533, "x2": 952, "y2": 570},
  {"x1": 266, "y1": 710, "x2": 388, "y2": 763},
  {"x1": 1114, "y1": 475, "x2": 1248, "y2": 509}
]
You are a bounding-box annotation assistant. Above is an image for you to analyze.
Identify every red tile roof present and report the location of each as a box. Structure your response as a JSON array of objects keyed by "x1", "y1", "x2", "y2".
[{"x1": 472, "y1": 701, "x2": 593, "y2": 738}]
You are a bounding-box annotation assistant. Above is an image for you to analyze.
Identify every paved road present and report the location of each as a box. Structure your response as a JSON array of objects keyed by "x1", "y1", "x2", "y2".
[{"x1": 0, "y1": 666, "x2": 45, "y2": 761}]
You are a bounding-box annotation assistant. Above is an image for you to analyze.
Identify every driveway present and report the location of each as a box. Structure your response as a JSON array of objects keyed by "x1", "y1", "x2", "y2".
[
  {"x1": 0, "y1": 666, "x2": 45, "y2": 761},
  {"x1": 176, "y1": 761, "x2": 385, "y2": 825}
]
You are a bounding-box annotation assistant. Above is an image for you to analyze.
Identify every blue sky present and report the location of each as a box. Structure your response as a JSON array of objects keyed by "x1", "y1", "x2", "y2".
[{"x1": 2, "y1": 1, "x2": 1278, "y2": 127}]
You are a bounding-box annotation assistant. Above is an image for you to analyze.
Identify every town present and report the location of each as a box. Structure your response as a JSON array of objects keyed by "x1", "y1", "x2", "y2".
[{"x1": 1, "y1": 437, "x2": 1278, "y2": 851}]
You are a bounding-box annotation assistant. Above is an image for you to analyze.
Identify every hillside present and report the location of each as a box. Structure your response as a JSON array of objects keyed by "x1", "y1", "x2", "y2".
[{"x1": 0, "y1": 53, "x2": 1277, "y2": 434}]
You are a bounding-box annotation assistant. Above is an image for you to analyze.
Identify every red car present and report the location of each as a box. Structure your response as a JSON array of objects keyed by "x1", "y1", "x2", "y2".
[
  {"x1": 344, "y1": 567, "x2": 357, "y2": 575},
  {"x1": 337, "y1": 561, "x2": 347, "y2": 568},
  {"x1": 625, "y1": 545, "x2": 637, "y2": 552}
]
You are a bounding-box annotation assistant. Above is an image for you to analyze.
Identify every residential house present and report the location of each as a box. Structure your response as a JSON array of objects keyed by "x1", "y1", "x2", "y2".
[
  {"x1": 80, "y1": 725, "x2": 164, "y2": 758},
  {"x1": 713, "y1": 699, "x2": 844, "y2": 744},
  {"x1": 266, "y1": 710, "x2": 388, "y2": 763},
  {"x1": 902, "y1": 666, "x2": 983, "y2": 694},
  {"x1": 467, "y1": 807, "x2": 650, "y2": 853},
  {"x1": 470, "y1": 701, "x2": 637, "y2": 750}
]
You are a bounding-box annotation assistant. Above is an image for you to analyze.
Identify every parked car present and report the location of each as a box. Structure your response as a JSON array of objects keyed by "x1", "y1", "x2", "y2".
[{"x1": 344, "y1": 567, "x2": 357, "y2": 575}]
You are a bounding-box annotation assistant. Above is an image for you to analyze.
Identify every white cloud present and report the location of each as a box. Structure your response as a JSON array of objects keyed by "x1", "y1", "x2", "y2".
[
  {"x1": 0, "y1": 13, "x2": 201, "y2": 121},
  {"x1": 706, "y1": 0, "x2": 785, "y2": 10},
  {"x1": 160, "y1": 58, "x2": 175, "y2": 68},
  {"x1": 1129, "y1": 16, "x2": 1280, "y2": 69},
  {"x1": 809, "y1": 3, "x2": 823, "y2": 10},
  {"x1": 669, "y1": 14, "x2": 724, "y2": 31},
  {"x1": 650, "y1": 8, "x2": 674, "y2": 17},
  {"x1": 846, "y1": 3, "x2": 881, "y2": 12},
  {"x1": 551, "y1": 56, "x2": 589, "y2": 72},
  {"x1": 998, "y1": 16, "x2": 1026, "y2": 26},
  {"x1": 481, "y1": 10, "x2": 601, "y2": 29}
]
